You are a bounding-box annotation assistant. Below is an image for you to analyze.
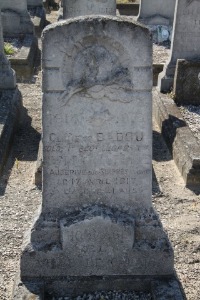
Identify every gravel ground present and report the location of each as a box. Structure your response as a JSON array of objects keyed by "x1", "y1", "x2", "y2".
[{"x1": 0, "y1": 9, "x2": 199, "y2": 300}]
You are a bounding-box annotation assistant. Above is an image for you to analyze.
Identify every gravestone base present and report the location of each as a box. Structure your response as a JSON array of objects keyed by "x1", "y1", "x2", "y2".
[
  {"x1": 0, "y1": 88, "x2": 22, "y2": 175},
  {"x1": 8, "y1": 35, "x2": 38, "y2": 81},
  {"x1": 13, "y1": 274, "x2": 184, "y2": 299},
  {"x1": 17, "y1": 206, "x2": 174, "y2": 296}
]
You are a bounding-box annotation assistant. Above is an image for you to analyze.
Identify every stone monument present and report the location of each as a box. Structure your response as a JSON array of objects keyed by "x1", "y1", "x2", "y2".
[
  {"x1": 0, "y1": 11, "x2": 16, "y2": 89},
  {"x1": 0, "y1": 0, "x2": 33, "y2": 36},
  {"x1": 16, "y1": 16, "x2": 173, "y2": 298},
  {"x1": 158, "y1": 0, "x2": 200, "y2": 92},
  {"x1": 63, "y1": 0, "x2": 116, "y2": 19},
  {"x1": 137, "y1": 0, "x2": 175, "y2": 25},
  {"x1": 173, "y1": 59, "x2": 200, "y2": 105}
]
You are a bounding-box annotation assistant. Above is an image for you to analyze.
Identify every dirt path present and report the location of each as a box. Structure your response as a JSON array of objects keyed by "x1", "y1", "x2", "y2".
[{"x1": 0, "y1": 9, "x2": 199, "y2": 300}]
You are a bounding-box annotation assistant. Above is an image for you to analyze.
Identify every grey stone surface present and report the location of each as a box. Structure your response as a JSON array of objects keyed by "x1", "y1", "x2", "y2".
[
  {"x1": 27, "y1": 0, "x2": 43, "y2": 6},
  {"x1": 63, "y1": 0, "x2": 116, "y2": 19},
  {"x1": 137, "y1": 0, "x2": 175, "y2": 25},
  {"x1": 153, "y1": 88, "x2": 200, "y2": 187},
  {"x1": 158, "y1": 0, "x2": 200, "y2": 92},
  {"x1": 19, "y1": 16, "x2": 173, "y2": 295},
  {"x1": 0, "y1": 11, "x2": 16, "y2": 89},
  {"x1": 42, "y1": 17, "x2": 152, "y2": 218},
  {"x1": 173, "y1": 59, "x2": 200, "y2": 105},
  {"x1": 0, "y1": 0, "x2": 34, "y2": 36}
]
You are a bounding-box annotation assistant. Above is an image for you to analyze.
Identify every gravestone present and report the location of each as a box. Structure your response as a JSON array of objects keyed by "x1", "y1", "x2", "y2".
[
  {"x1": 0, "y1": 0, "x2": 33, "y2": 36},
  {"x1": 0, "y1": 11, "x2": 16, "y2": 89},
  {"x1": 63, "y1": 0, "x2": 116, "y2": 19},
  {"x1": 137, "y1": 0, "x2": 175, "y2": 25},
  {"x1": 158, "y1": 0, "x2": 200, "y2": 92},
  {"x1": 19, "y1": 16, "x2": 173, "y2": 296},
  {"x1": 173, "y1": 59, "x2": 200, "y2": 105}
]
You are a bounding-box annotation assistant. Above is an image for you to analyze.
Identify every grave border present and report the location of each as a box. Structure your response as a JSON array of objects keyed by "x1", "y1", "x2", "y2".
[{"x1": 153, "y1": 88, "x2": 200, "y2": 188}]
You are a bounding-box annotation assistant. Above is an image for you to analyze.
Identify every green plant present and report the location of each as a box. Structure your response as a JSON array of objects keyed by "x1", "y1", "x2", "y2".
[{"x1": 4, "y1": 42, "x2": 15, "y2": 55}]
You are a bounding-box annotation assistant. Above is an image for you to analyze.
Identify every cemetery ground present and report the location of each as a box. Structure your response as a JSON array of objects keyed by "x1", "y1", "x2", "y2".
[{"x1": 0, "y1": 11, "x2": 200, "y2": 300}]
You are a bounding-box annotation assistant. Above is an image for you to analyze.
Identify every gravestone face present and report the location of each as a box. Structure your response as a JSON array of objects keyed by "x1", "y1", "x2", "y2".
[
  {"x1": 137, "y1": 0, "x2": 176, "y2": 25},
  {"x1": 158, "y1": 0, "x2": 200, "y2": 92},
  {"x1": 42, "y1": 18, "x2": 152, "y2": 218},
  {"x1": 20, "y1": 17, "x2": 173, "y2": 289},
  {"x1": 0, "y1": 11, "x2": 16, "y2": 89},
  {"x1": 0, "y1": 0, "x2": 33, "y2": 36},
  {"x1": 63, "y1": 0, "x2": 116, "y2": 18},
  {"x1": 173, "y1": 59, "x2": 200, "y2": 105}
]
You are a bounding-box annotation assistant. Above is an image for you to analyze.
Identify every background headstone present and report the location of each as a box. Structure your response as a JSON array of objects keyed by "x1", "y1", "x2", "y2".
[
  {"x1": 158, "y1": 0, "x2": 200, "y2": 92},
  {"x1": 63, "y1": 0, "x2": 116, "y2": 19},
  {"x1": 0, "y1": 11, "x2": 16, "y2": 89},
  {"x1": 173, "y1": 59, "x2": 200, "y2": 105},
  {"x1": 0, "y1": 0, "x2": 33, "y2": 36},
  {"x1": 137, "y1": 0, "x2": 176, "y2": 25},
  {"x1": 20, "y1": 16, "x2": 173, "y2": 294}
]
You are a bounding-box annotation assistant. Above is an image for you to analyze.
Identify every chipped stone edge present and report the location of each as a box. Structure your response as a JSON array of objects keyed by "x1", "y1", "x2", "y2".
[
  {"x1": 41, "y1": 15, "x2": 151, "y2": 39},
  {"x1": 153, "y1": 88, "x2": 200, "y2": 188}
]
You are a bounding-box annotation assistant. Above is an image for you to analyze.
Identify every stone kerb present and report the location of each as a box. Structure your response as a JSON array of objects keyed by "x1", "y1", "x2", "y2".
[
  {"x1": 137, "y1": 0, "x2": 176, "y2": 25},
  {"x1": 0, "y1": 0, "x2": 34, "y2": 36},
  {"x1": 63, "y1": 0, "x2": 116, "y2": 19},
  {"x1": 20, "y1": 17, "x2": 173, "y2": 293},
  {"x1": 158, "y1": 0, "x2": 200, "y2": 92}
]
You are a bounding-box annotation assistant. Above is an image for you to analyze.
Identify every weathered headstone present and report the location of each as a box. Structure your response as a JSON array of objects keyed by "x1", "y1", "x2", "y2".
[
  {"x1": 173, "y1": 59, "x2": 200, "y2": 105},
  {"x1": 158, "y1": 0, "x2": 200, "y2": 92},
  {"x1": 19, "y1": 16, "x2": 173, "y2": 296},
  {"x1": 137, "y1": 0, "x2": 176, "y2": 25},
  {"x1": 0, "y1": 11, "x2": 16, "y2": 89},
  {"x1": 0, "y1": 0, "x2": 33, "y2": 36},
  {"x1": 63, "y1": 0, "x2": 116, "y2": 19}
]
